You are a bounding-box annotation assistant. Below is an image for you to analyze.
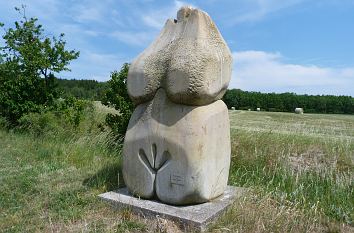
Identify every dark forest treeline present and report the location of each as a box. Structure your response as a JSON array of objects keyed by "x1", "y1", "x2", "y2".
[
  {"x1": 56, "y1": 78, "x2": 108, "y2": 100},
  {"x1": 55, "y1": 79, "x2": 354, "y2": 114},
  {"x1": 223, "y1": 89, "x2": 354, "y2": 114}
]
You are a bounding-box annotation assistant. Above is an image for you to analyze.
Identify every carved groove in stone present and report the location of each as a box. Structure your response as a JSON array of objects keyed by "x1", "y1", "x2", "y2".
[
  {"x1": 138, "y1": 148, "x2": 155, "y2": 174},
  {"x1": 157, "y1": 151, "x2": 171, "y2": 171},
  {"x1": 138, "y1": 145, "x2": 171, "y2": 174}
]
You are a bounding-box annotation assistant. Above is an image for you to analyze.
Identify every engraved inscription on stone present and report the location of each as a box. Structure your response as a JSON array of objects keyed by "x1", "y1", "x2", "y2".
[{"x1": 170, "y1": 174, "x2": 184, "y2": 186}]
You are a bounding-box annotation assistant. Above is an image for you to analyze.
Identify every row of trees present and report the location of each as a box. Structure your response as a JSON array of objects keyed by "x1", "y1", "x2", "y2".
[
  {"x1": 48, "y1": 79, "x2": 354, "y2": 116},
  {"x1": 56, "y1": 78, "x2": 108, "y2": 100},
  {"x1": 223, "y1": 89, "x2": 354, "y2": 114}
]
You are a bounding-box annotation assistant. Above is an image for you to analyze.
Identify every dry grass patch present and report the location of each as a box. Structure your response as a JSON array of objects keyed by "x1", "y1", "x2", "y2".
[
  {"x1": 210, "y1": 192, "x2": 353, "y2": 233},
  {"x1": 288, "y1": 146, "x2": 336, "y2": 173}
]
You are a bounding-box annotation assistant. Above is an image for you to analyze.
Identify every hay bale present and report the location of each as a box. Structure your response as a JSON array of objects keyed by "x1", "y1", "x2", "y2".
[{"x1": 295, "y1": 108, "x2": 304, "y2": 114}]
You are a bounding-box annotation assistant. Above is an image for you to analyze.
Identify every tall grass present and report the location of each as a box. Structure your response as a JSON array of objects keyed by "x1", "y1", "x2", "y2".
[
  {"x1": 212, "y1": 111, "x2": 354, "y2": 232},
  {"x1": 0, "y1": 107, "x2": 353, "y2": 232},
  {"x1": 0, "y1": 102, "x2": 127, "y2": 232}
]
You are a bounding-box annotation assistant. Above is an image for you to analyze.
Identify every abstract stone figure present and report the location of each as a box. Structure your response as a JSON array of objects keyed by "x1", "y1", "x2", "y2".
[{"x1": 123, "y1": 6, "x2": 232, "y2": 205}]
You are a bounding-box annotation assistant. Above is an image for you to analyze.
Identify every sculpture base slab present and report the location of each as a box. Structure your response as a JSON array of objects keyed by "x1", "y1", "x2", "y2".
[{"x1": 99, "y1": 186, "x2": 245, "y2": 232}]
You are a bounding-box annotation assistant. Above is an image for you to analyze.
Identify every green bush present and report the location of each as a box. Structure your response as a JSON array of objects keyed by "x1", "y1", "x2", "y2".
[
  {"x1": 17, "y1": 97, "x2": 93, "y2": 136},
  {"x1": 0, "y1": 73, "x2": 57, "y2": 126},
  {"x1": 0, "y1": 116, "x2": 9, "y2": 129},
  {"x1": 18, "y1": 111, "x2": 59, "y2": 136},
  {"x1": 52, "y1": 97, "x2": 92, "y2": 128},
  {"x1": 102, "y1": 63, "x2": 134, "y2": 142}
]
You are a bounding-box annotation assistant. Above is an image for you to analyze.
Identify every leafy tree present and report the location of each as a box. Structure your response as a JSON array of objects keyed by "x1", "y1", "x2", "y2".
[
  {"x1": 102, "y1": 63, "x2": 134, "y2": 142},
  {"x1": 0, "y1": 6, "x2": 79, "y2": 125}
]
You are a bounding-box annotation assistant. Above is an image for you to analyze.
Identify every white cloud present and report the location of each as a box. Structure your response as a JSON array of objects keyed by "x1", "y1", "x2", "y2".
[
  {"x1": 231, "y1": 50, "x2": 354, "y2": 96},
  {"x1": 73, "y1": 5, "x2": 104, "y2": 23},
  {"x1": 61, "y1": 50, "x2": 124, "y2": 81},
  {"x1": 68, "y1": 0, "x2": 126, "y2": 24},
  {"x1": 110, "y1": 30, "x2": 155, "y2": 47},
  {"x1": 228, "y1": 0, "x2": 306, "y2": 24},
  {"x1": 142, "y1": 0, "x2": 194, "y2": 29}
]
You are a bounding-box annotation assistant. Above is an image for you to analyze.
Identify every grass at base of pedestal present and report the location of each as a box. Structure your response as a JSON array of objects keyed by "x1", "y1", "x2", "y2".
[{"x1": 0, "y1": 107, "x2": 353, "y2": 232}]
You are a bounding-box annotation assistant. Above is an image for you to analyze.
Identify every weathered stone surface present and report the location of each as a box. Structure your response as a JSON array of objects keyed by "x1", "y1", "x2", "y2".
[
  {"x1": 123, "y1": 6, "x2": 232, "y2": 206},
  {"x1": 99, "y1": 186, "x2": 246, "y2": 232},
  {"x1": 127, "y1": 6, "x2": 232, "y2": 106},
  {"x1": 123, "y1": 89, "x2": 230, "y2": 205}
]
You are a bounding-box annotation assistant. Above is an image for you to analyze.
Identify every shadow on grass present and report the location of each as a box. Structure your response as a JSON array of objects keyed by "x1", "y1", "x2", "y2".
[{"x1": 83, "y1": 162, "x2": 125, "y2": 191}]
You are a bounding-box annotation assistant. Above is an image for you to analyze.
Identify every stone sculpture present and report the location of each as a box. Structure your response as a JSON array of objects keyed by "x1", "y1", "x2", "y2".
[{"x1": 122, "y1": 6, "x2": 232, "y2": 205}]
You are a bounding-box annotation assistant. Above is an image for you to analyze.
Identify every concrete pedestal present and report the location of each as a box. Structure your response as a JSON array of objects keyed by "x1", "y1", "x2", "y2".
[{"x1": 99, "y1": 186, "x2": 245, "y2": 232}]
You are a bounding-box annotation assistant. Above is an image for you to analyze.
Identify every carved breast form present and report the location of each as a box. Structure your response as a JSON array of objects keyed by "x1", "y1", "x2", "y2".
[{"x1": 127, "y1": 6, "x2": 232, "y2": 106}]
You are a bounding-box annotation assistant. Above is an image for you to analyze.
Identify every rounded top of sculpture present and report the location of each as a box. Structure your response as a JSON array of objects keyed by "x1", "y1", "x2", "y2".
[
  {"x1": 127, "y1": 5, "x2": 233, "y2": 106},
  {"x1": 177, "y1": 6, "x2": 194, "y2": 21}
]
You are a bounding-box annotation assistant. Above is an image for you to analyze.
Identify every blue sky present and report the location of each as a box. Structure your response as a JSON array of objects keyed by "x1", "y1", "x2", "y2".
[{"x1": 1, "y1": 0, "x2": 354, "y2": 96}]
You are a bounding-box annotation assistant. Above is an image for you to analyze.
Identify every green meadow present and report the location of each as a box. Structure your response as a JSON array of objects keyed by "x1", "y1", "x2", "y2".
[{"x1": 1, "y1": 106, "x2": 353, "y2": 232}]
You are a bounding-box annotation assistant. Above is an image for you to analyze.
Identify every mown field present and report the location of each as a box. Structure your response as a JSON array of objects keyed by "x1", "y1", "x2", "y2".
[{"x1": 0, "y1": 105, "x2": 353, "y2": 232}]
